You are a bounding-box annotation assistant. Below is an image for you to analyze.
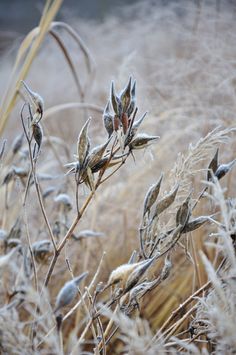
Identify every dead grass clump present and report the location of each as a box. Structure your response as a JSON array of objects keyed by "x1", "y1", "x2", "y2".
[{"x1": 0, "y1": 1, "x2": 236, "y2": 354}]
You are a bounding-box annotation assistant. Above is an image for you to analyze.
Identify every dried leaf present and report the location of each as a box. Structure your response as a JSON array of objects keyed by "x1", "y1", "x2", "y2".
[
  {"x1": 128, "y1": 250, "x2": 138, "y2": 264},
  {"x1": 55, "y1": 271, "x2": 88, "y2": 312},
  {"x1": 154, "y1": 184, "x2": 179, "y2": 218},
  {"x1": 143, "y1": 173, "x2": 163, "y2": 217},
  {"x1": 207, "y1": 148, "x2": 219, "y2": 181},
  {"x1": 76, "y1": 118, "x2": 91, "y2": 168}
]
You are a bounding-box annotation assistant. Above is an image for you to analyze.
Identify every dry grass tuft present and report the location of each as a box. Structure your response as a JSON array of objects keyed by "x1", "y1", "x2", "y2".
[{"x1": 0, "y1": 1, "x2": 236, "y2": 353}]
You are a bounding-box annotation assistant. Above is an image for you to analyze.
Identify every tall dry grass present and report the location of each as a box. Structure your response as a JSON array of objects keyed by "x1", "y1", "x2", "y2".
[{"x1": 0, "y1": 0, "x2": 236, "y2": 354}]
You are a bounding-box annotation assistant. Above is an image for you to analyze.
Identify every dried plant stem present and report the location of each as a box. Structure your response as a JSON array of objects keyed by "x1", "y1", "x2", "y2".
[
  {"x1": 162, "y1": 304, "x2": 198, "y2": 342},
  {"x1": 150, "y1": 280, "x2": 211, "y2": 346},
  {"x1": 36, "y1": 253, "x2": 106, "y2": 350},
  {"x1": 44, "y1": 190, "x2": 95, "y2": 287},
  {"x1": 21, "y1": 107, "x2": 57, "y2": 251}
]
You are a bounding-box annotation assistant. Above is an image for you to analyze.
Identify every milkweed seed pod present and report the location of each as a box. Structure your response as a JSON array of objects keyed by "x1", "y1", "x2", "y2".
[
  {"x1": 108, "y1": 258, "x2": 154, "y2": 291},
  {"x1": 76, "y1": 118, "x2": 91, "y2": 169},
  {"x1": 127, "y1": 80, "x2": 136, "y2": 117},
  {"x1": 120, "y1": 77, "x2": 132, "y2": 113},
  {"x1": 32, "y1": 122, "x2": 43, "y2": 151},
  {"x1": 207, "y1": 148, "x2": 219, "y2": 181},
  {"x1": 176, "y1": 193, "x2": 192, "y2": 227},
  {"x1": 73, "y1": 230, "x2": 104, "y2": 240},
  {"x1": 54, "y1": 271, "x2": 88, "y2": 312},
  {"x1": 32, "y1": 240, "x2": 53, "y2": 264},
  {"x1": 103, "y1": 101, "x2": 114, "y2": 137},
  {"x1": 21, "y1": 81, "x2": 44, "y2": 121},
  {"x1": 153, "y1": 184, "x2": 179, "y2": 218},
  {"x1": 214, "y1": 159, "x2": 236, "y2": 180},
  {"x1": 87, "y1": 138, "x2": 111, "y2": 170},
  {"x1": 54, "y1": 193, "x2": 72, "y2": 211},
  {"x1": 143, "y1": 173, "x2": 163, "y2": 218},
  {"x1": 129, "y1": 133, "x2": 159, "y2": 150},
  {"x1": 12, "y1": 133, "x2": 24, "y2": 155}
]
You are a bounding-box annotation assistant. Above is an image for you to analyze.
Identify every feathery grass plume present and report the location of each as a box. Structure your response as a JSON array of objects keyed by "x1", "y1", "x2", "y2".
[{"x1": 55, "y1": 271, "x2": 88, "y2": 313}]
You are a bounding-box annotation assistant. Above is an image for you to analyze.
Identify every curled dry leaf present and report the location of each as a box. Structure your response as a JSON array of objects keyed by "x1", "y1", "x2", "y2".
[
  {"x1": 153, "y1": 184, "x2": 179, "y2": 218},
  {"x1": 55, "y1": 271, "x2": 88, "y2": 312},
  {"x1": 143, "y1": 173, "x2": 163, "y2": 217}
]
